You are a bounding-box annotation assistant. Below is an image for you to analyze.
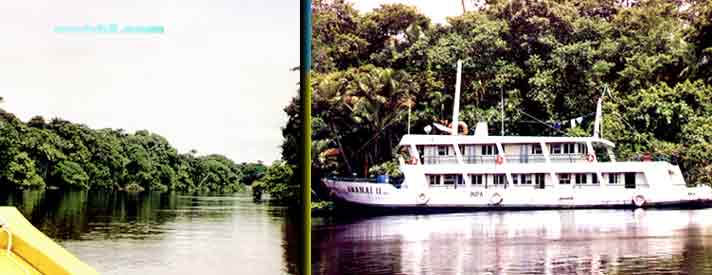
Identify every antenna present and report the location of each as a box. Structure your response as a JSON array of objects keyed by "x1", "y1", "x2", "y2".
[{"x1": 452, "y1": 60, "x2": 462, "y2": 135}]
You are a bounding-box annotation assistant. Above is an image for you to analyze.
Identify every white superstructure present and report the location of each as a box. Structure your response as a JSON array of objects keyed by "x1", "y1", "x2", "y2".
[{"x1": 322, "y1": 61, "x2": 712, "y2": 210}]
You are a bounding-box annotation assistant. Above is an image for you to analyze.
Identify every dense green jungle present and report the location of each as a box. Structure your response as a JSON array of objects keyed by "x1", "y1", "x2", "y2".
[{"x1": 274, "y1": 0, "x2": 712, "y2": 207}]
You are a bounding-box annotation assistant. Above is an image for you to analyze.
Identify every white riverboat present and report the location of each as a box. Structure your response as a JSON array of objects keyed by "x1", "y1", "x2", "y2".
[{"x1": 322, "y1": 61, "x2": 712, "y2": 211}]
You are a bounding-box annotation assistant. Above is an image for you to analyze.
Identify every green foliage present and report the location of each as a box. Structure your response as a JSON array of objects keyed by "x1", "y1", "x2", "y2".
[
  {"x1": 2, "y1": 152, "x2": 45, "y2": 188},
  {"x1": 368, "y1": 160, "x2": 403, "y2": 177},
  {"x1": 253, "y1": 161, "x2": 298, "y2": 204},
  {"x1": 238, "y1": 162, "x2": 267, "y2": 186},
  {"x1": 0, "y1": 107, "x2": 257, "y2": 193},
  {"x1": 51, "y1": 160, "x2": 89, "y2": 189}
]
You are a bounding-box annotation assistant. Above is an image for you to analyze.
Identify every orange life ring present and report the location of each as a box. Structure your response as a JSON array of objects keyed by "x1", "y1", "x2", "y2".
[
  {"x1": 495, "y1": 155, "x2": 505, "y2": 165},
  {"x1": 448, "y1": 121, "x2": 469, "y2": 135},
  {"x1": 408, "y1": 156, "x2": 418, "y2": 165},
  {"x1": 490, "y1": 192, "x2": 503, "y2": 205},
  {"x1": 633, "y1": 195, "x2": 645, "y2": 207},
  {"x1": 416, "y1": 192, "x2": 430, "y2": 205},
  {"x1": 585, "y1": 153, "x2": 596, "y2": 162}
]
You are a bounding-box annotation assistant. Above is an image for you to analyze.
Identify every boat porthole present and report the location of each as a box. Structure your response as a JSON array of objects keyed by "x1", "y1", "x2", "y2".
[
  {"x1": 633, "y1": 195, "x2": 645, "y2": 207},
  {"x1": 490, "y1": 193, "x2": 503, "y2": 205},
  {"x1": 416, "y1": 193, "x2": 430, "y2": 204}
]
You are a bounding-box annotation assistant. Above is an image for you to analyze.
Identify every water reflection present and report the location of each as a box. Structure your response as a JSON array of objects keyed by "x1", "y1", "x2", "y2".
[
  {"x1": 313, "y1": 209, "x2": 712, "y2": 275},
  {"x1": 0, "y1": 190, "x2": 296, "y2": 275}
]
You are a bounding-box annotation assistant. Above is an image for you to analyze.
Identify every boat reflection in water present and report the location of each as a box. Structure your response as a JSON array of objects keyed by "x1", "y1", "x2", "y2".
[{"x1": 313, "y1": 209, "x2": 712, "y2": 274}]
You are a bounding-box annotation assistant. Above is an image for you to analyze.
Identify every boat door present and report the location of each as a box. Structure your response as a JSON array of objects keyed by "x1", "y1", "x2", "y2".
[
  {"x1": 625, "y1": 172, "x2": 636, "y2": 189},
  {"x1": 557, "y1": 174, "x2": 575, "y2": 207}
]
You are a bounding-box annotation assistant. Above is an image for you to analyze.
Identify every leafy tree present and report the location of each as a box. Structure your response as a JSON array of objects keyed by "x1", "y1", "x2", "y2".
[
  {"x1": 51, "y1": 160, "x2": 89, "y2": 189},
  {"x1": 0, "y1": 106, "x2": 251, "y2": 193},
  {"x1": 252, "y1": 161, "x2": 297, "y2": 204}
]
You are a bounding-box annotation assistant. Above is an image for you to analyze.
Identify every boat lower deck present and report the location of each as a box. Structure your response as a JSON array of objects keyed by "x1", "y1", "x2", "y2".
[{"x1": 325, "y1": 177, "x2": 712, "y2": 214}]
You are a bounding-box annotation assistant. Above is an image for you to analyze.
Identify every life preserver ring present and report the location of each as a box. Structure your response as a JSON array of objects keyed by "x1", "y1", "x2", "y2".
[
  {"x1": 495, "y1": 155, "x2": 505, "y2": 165},
  {"x1": 490, "y1": 192, "x2": 503, "y2": 205},
  {"x1": 408, "y1": 156, "x2": 418, "y2": 165},
  {"x1": 448, "y1": 121, "x2": 469, "y2": 135},
  {"x1": 633, "y1": 195, "x2": 645, "y2": 207},
  {"x1": 416, "y1": 192, "x2": 430, "y2": 205},
  {"x1": 585, "y1": 153, "x2": 596, "y2": 162}
]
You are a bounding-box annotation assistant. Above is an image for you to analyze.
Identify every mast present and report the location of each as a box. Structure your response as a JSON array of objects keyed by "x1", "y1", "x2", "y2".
[
  {"x1": 500, "y1": 87, "x2": 504, "y2": 136},
  {"x1": 407, "y1": 99, "x2": 411, "y2": 135},
  {"x1": 593, "y1": 97, "x2": 603, "y2": 138},
  {"x1": 593, "y1": 86, "x2": 608, "y2": 138},
  {"x1": 452, "y1": 60, "x2": 462, "y2": 135}
]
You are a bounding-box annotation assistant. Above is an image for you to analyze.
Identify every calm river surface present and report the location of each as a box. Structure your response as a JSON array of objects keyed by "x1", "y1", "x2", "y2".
[
  {"x1": 0, "y1": 190, "x2": 299, "y2": 275},
  {"x1": 314, "y1": 209, "x2": 712, "y2": 275},
  {"x1": 4, "y1": 190, "x2": 712, "y2": 274}
]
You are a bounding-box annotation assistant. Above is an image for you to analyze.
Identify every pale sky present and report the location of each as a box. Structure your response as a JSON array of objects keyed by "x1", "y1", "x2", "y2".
[
  {"x1": 353, "y1": 0, "x2": 465, "y2": 24},
  {"x1": 0, "y1": 1, "x2": 458, "y2": 164},
  {"x1": 0, "y1": 0, "x2": 299, "y2": 163}
]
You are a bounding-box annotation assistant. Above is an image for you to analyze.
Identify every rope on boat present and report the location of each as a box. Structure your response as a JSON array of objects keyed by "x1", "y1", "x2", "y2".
[
  {"x1": 514, "y1": 108, "x2": 569, "y2": 136},
  {"x1": 0, "y1": 216, "x2": 31, "y2": 275}
]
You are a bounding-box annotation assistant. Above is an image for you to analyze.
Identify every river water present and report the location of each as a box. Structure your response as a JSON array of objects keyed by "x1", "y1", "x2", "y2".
[
  {"x1": 3, "y1": 190, "x2": 712, "y2": 274},
  {"x1": 0, "y1": 190, "x2": 298, "y2": 275},
  {"x1": 313, "y1": 209, "x2": 712, "y2": 275}
]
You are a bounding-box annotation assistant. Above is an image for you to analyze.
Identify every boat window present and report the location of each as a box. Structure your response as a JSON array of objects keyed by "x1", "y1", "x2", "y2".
[
  {"x1": 531, "y1": 144, "x2": 542, "y2": 154},
  {"x1": 591, "y1": 173, "x2": 599, "y2": 184},
  {"x1": 559, "y1": 174, "x2": 571, "y2": 184},
  {"x1": 481, "y1": 145, "x2": 496, "y2": 155},
  {"x1": 494, "y1": 175, "x2": 506, "y2": 185},
  {"x1": 522, "y1": 174, "x2": 532, "y2": 185},
  {"x1": 575, "y1": 174, "x2": 587, "y2": 184},
  {"x1": 551, "y1": 144, "x2": 562, "y2": 154},
  {"x1": 428, "y1": 175, "x2": 441, "y2": 185},
  {"x1": 443, "y1": 175, "x2": 458, "y2": 185},
  {"x1": 578, "y1": 144, "x2": 588, "y2": 154},
  {"x1": 461, "y1": 145, "x2": 476, "y2": 163},
  {"x1": 608, "y1": 173, "x2": 619, "y2": 184},
  {"x1": 563, "y1": 143, "x2": 575, "y2": 154},
  {"x1": 512, "y1": 174, "x2": 519, "y2": 184},
  {"x1": 416, "y1": 145, "x2": 424, "y2": 162},
  {"x1": 438, "y1": 145, "x2": 449, "y2": 156},
  {"x1": 471, "y1": 174, "x2": 483, "y2": 185},
  {"x1": 535, "y1": 174, "x2": 545, "y2": 188}
]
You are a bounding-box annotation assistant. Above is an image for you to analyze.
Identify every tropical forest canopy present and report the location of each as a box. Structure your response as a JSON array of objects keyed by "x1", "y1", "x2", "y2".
[
  {"x1": 0, "y1": 106, "x2": 267, "y2": 193},
  {"x1": 276, "y1": 0, "x2": 712, "y2": 204}
]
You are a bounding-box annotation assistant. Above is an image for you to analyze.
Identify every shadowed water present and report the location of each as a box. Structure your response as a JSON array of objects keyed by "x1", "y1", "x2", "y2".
[
  {"x1": 0, "y1": 190, "x2": 298, "y2": 275},
  {"x1": 313, "y1": 209, "x2": 712, "y2": 275}
]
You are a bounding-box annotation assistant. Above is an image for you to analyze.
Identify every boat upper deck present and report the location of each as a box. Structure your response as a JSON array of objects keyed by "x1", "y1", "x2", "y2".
[{"x1": 398, "y1": 134, "x2": 615, "y2": 148}]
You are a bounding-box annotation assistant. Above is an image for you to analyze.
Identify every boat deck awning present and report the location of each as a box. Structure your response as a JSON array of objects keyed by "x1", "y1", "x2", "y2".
[{"x1": 398, "y1": 135, "x2": 615, "y2": 147}]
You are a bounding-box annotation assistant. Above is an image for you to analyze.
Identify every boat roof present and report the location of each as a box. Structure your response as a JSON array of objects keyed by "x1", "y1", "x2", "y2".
[{"x1": 398, "y1": 134, "x2": 616, "y2": 147}]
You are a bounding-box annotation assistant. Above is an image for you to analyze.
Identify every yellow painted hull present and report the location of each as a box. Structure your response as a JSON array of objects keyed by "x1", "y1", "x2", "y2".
[{"x1": 0, "y1": 207, "x2": 98, "y2": 275}]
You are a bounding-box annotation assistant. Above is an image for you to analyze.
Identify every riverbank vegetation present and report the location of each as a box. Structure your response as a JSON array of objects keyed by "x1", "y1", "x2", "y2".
[
  {"x1": 0, "y1": 107, "x2": 266, "y2": 193},
  {"x1": 267, "y1": 0, "x2": 712, "y2": 206}
]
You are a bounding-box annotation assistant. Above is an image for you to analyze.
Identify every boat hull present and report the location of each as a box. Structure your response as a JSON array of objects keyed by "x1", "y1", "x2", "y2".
[
  {"x1": 323, "y1": 179, "x2": 712, "y2": 214},
  {"x1": 0, "y1": 207, "x2": 99, "y2": 275}
]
